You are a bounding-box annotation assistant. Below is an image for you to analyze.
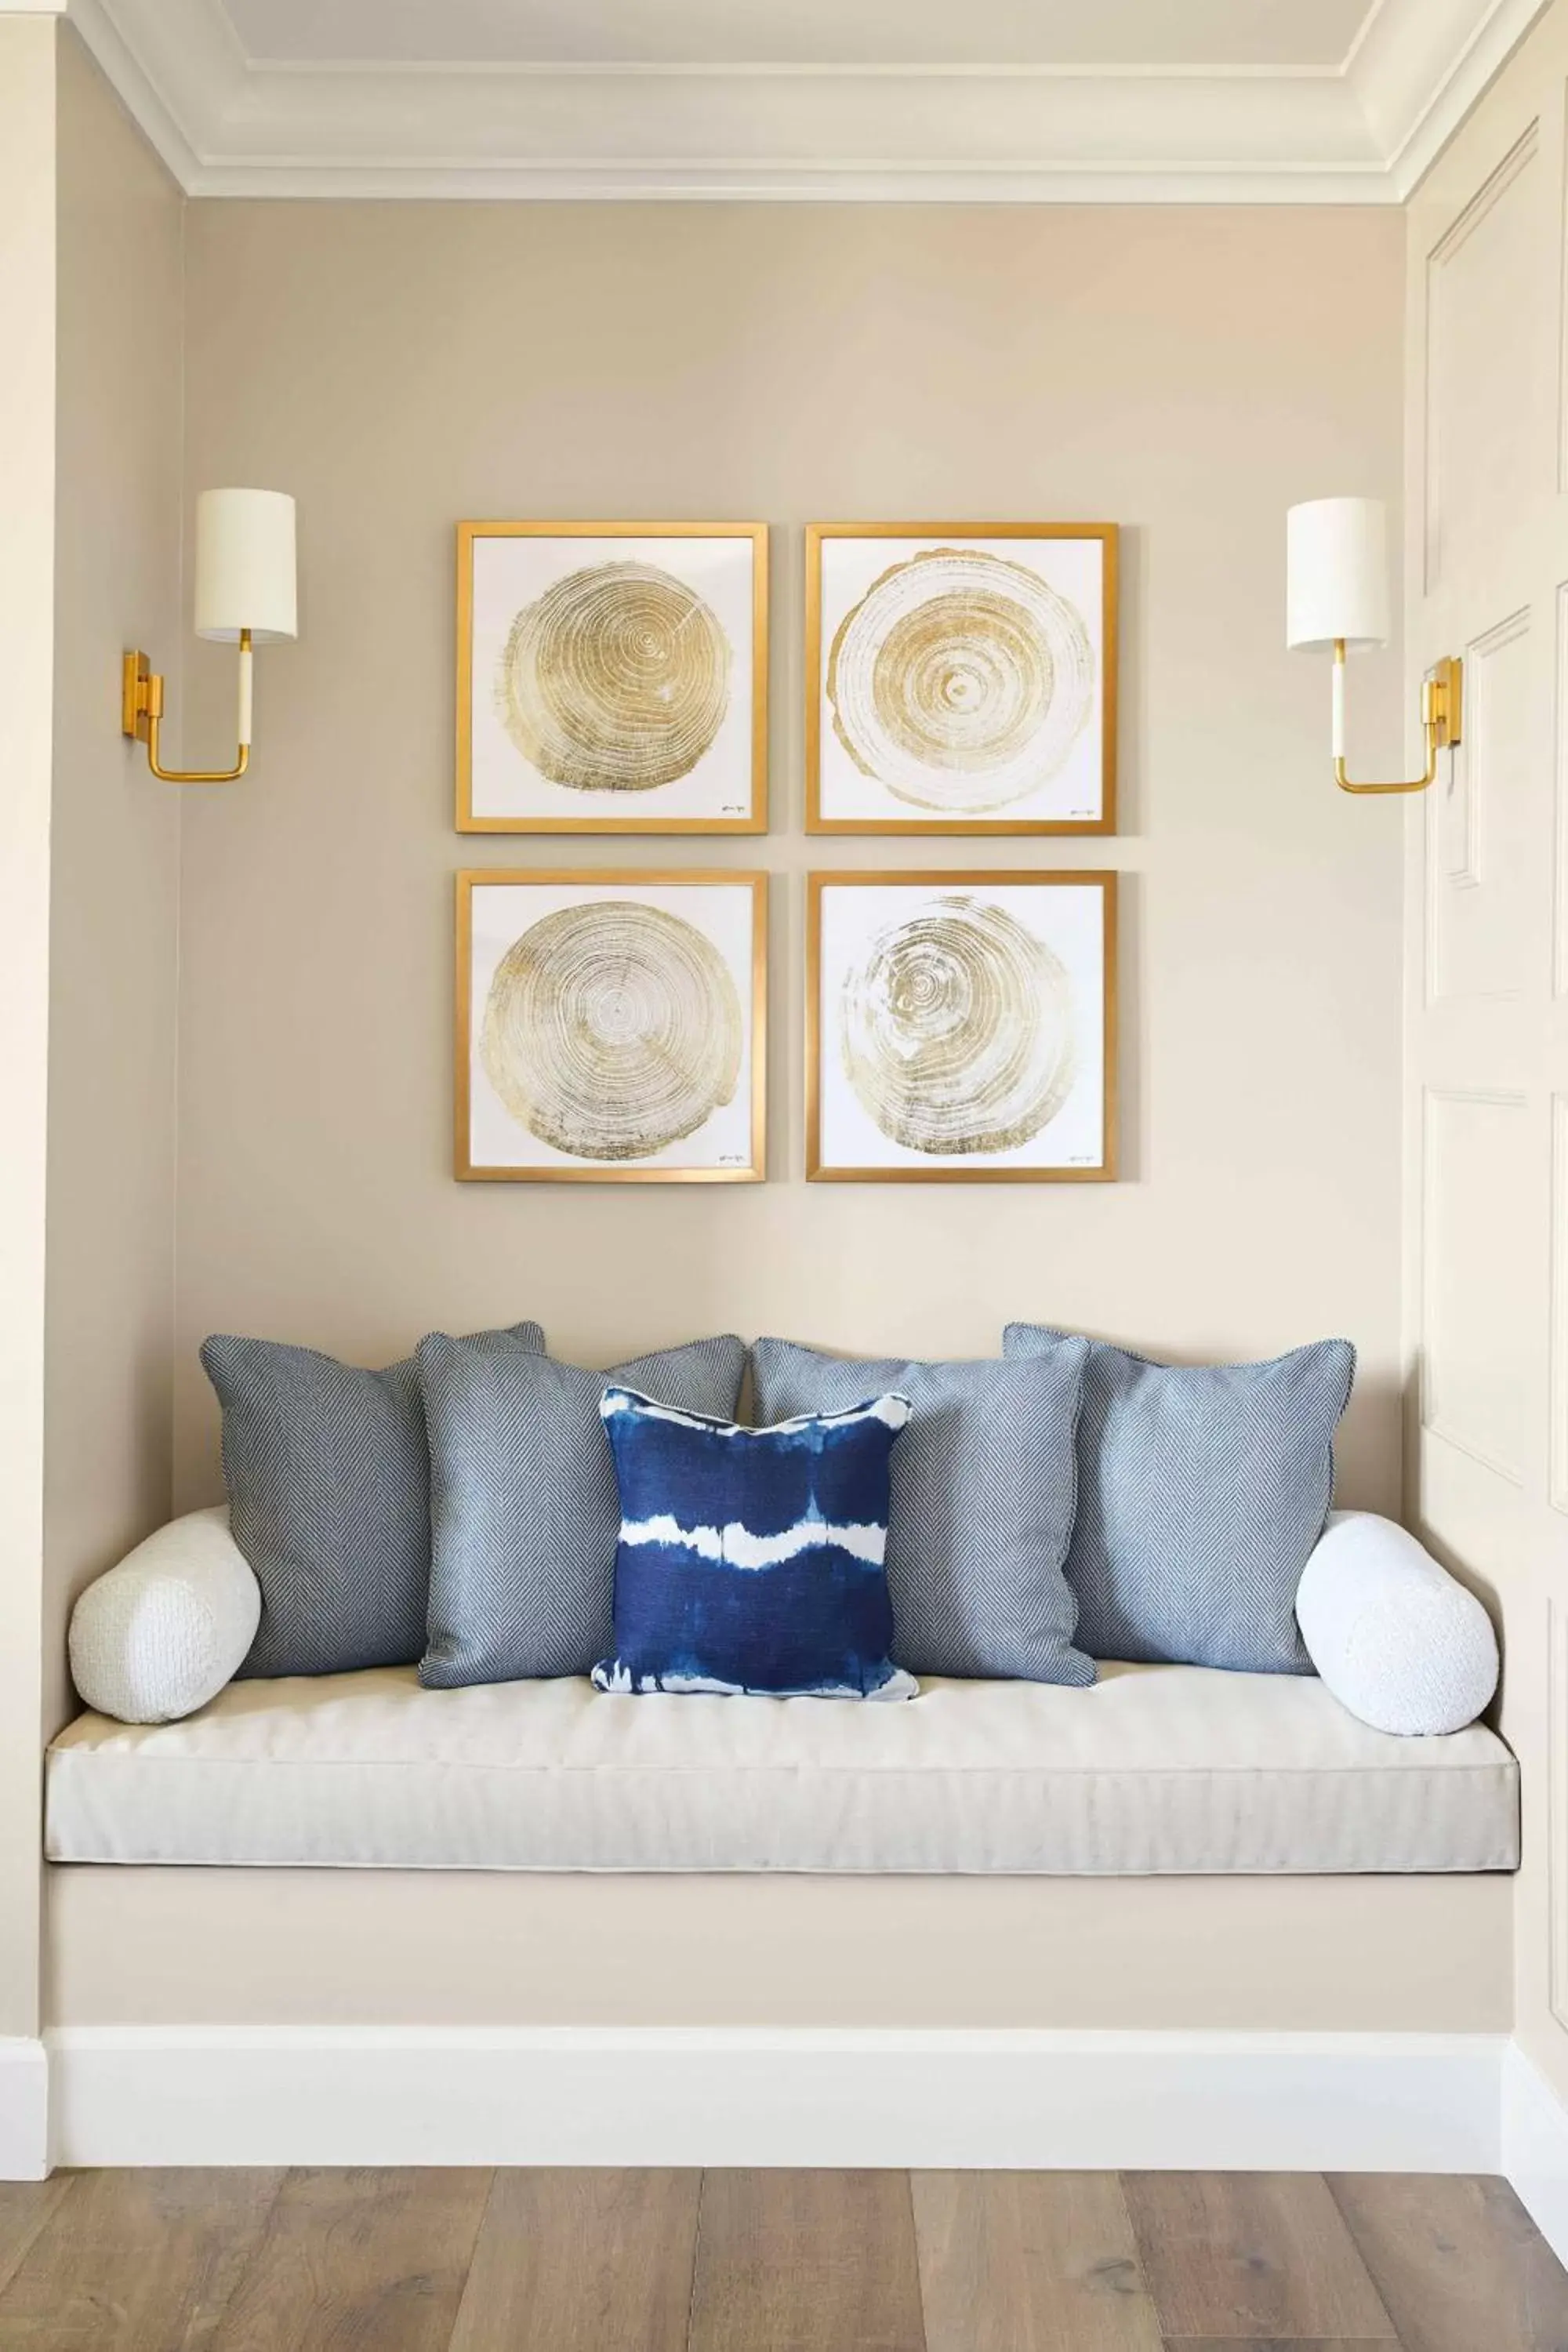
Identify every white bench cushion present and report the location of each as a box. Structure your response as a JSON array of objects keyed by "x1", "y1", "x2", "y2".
[{"x1": 45, "y1": 1662, "x2": 1519, "y2": 1876}]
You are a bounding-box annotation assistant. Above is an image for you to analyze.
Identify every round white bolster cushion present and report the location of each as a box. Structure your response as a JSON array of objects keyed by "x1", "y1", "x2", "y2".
[
  {"x1": 1295, "y1": 1509, "x2": 1499, "y2": 1736},
  {"x1": 68, "y1": 1506, "x2": 260, "y2": 1725}
]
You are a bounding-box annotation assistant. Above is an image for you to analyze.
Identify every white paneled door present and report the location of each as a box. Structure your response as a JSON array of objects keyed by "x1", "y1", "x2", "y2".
[{"x1": 1406, "y1": 0, "x2": 1568, "y2": 2101}]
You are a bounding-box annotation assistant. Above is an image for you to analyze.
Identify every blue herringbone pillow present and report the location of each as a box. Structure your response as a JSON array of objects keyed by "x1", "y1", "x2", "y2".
[
  {"x1": 1004, "y1": 1323, "x2": 1356, "y2": 1672},
  {"x1": 750, "y1": 1338, "x2": 1094, "y2": 1685},
  {"x1": 593, "y1": 1387, "x2": 916, "y2": 1700},
  {"x1": 419, "y1": 1333, "x2": 746, "y2": 1686},
  {"x1": 202, "y1": 1321, "x2": 545, "y2": 1677}
]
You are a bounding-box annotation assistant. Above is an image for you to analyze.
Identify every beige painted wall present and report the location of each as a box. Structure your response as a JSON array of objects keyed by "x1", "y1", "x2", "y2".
[
  {"x1": 0, "y1": 13, "x2": 59, "y2": 2048},
  {"x1": 172, "y1": 200, "x2": 1408, "y2": 1509},
  {"x1": 42, "y1": 31, "x2": 184, "y2": 1744},
  {"x1": 1400, "y1": 0, "x2": 1568, "y2": 2111}
]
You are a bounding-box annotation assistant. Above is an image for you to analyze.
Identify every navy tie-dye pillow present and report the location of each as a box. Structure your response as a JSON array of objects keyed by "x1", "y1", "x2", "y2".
[{"x1": 592, "y1": 1385, "x2": 916, "y2": 1700}]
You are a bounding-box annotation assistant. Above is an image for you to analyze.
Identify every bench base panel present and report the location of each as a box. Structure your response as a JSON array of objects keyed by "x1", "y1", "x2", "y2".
[{"x1": 46, "y1": 1863, "x2": 1510, "y2": 2031}]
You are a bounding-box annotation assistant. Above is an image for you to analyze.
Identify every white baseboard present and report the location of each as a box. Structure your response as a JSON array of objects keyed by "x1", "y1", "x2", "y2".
[
  {"x1": 43, "y1": 2026, "x2": 1505, "y2": 2172},
  {"x1": 0, "y1": 2039, "x2": 49, "y2": 2180},
  {"x1": 1501, "y1": 2042, "x2": 1568, "y2": 2267}
]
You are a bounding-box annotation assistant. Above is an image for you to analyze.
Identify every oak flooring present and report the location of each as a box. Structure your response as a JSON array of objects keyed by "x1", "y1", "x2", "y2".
[
  {"x1": 1329, "y1": 2173, "x2": 1568, "y2": 2352},
  {"x1": 206, "y1": 2169, "x2": 489, "y2": 2352},
  {"x1": 0, "y1": 2169, "x2": 281, "y2": 2351},
  {"x1": 913, "y1": 2171, "x2": 1163, "y2": 2352},
  {"x1": 0, "y1": 2180, "x2": 71, "y2": 2308},
  {"x1": 1120, "y1": 2172, "x2": 1396, "y2": 2341},
  {"x1": 0, "y1": 2169, "x2": 1559, "y2": 2350},
  {"x1": 688, "y1": 2169, "x2": 925, "y2": 2352},
  {"x1": 449, "y1": 2169, "x2": 699, "y2": 2352}
]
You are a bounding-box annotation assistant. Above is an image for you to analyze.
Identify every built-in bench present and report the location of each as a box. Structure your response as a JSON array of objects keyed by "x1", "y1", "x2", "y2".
[{"x1": 41, "y1": 1501, "x2": 1523, "y2": 2112}]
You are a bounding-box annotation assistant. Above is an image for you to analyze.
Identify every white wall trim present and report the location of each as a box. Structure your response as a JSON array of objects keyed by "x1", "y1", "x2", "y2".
[
  {"x1": 1501, "y1": 2042, "x2": 1568, "y2": 2269},
  {"x1": 24, "y1": 2024, "x2": 1568, "y2": 2237},
  {"x1": 42, "y1": 2025, "x2": 1505, "y2": 2172},
  {"x1": 61, "y1": 0, "x2": 1553, "y2": 204},
  {"x1": 159, "y1": 163, "x2": 1401, "y2": 209},
  {"x1": 0, "y1": 2040, "x2": 49, "y2": 2183}
]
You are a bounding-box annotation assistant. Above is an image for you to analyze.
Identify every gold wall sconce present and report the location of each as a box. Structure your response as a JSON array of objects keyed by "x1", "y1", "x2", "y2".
[
  {"x1": 122, "y1": 488, "x2": 297, "y2": 783},
  {"x1": 1286, "y1": 496, "x2": 1461, "y2": 794}
]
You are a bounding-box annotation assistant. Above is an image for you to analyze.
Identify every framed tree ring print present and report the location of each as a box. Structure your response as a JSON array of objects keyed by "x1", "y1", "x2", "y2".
[
  {"x1": 459, "y1": 869, "x2": 767, "y2": 1182},
  {"x1": 808, "y1": 870, "x2": 1116, "y2": 1181},
  {"x1": 807, "y1": 523, "x2": 1116, "y2": 835},
  {"x1": 458, "y1": 521, "x2": 768, "y2": 834}
]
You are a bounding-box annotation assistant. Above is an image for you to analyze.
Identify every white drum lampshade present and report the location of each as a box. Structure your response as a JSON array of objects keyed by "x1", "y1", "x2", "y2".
[
  {"x1": 1286, "y1": 495, "x2": 1389, "y2": 655},
  {"x1": 1284, "y1": 491, "x2": 1461, "y2": 795},
  {"x1": 194, "y1": 488, "x2": 297, "y2": 645},
  {"x1": 122, "y1": 484, "x2": 299, "y2": 782}
]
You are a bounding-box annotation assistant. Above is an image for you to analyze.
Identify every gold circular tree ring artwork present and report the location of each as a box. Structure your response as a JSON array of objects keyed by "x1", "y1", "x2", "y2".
[
  {"x1": 481, "y1": 899, "x2": 742, "y2": 1161},
  {"x1": 828, "y1": 549, "x2": 1094, "y2": 815},
  {"x1": 838, "y1": 894, "x2": 1078, "y2": 1156},
  {"x1": 495, "y1": 561, "x2": 731, "y2": 794}
]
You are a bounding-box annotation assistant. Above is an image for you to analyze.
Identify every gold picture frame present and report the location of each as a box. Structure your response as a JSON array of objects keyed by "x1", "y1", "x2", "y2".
[
  {"x1": 805, "y1": 522, "x2": 1118, "y2": 837},
  {"x1": 457, "y1": 869, "x2": 768, "y2": 1183},
  {"x1": 457, "y1": 521, "x2": 769, "y2": 835},
  {"x1": 806, "y1": 869, "x2": 1117, "y2": 1183}
]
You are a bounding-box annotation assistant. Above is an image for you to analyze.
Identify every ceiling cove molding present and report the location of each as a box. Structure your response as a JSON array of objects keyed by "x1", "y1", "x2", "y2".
[
  {"x1": 1356, "y1": 0, "x2": 1555, "y2": 194},
  {"x1": 67, "y1": 0, "x2": 205, "y2": 188},
  {"x1": 64, "y1": 0, "x2": 1554, "y2": 202}
]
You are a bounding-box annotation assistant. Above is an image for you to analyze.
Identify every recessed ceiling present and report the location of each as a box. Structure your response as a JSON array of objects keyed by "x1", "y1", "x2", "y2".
[
  {"x1": 220, "y1": 0, "x2": 1374, "y2": 73},
  {"x1": 61, "y1": 0, "x2": 1553, "y2": 202}
]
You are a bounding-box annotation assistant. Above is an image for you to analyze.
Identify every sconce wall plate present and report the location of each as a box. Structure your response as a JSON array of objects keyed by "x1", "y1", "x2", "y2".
[
  {"x1": 121, "y1": 650, "x2": 154, "y2": 741},
  {"x1": 1331, "y1": 641, "x2": 1463, "y2": 797}
]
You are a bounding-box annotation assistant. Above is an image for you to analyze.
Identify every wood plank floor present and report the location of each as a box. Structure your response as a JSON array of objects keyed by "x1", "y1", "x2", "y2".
[{"x1": 0, "y1": 2170, "x2": 1560, "y2": 2350}]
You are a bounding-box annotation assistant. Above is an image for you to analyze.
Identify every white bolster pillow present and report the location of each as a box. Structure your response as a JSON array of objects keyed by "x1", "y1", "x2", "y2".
[
  {"x1": 1295, "y1": 1509, "x2": 1498, "y2": 1736},
  {"x1": 68, "y1": 1506, "x2": 260, "y2": 1725}
]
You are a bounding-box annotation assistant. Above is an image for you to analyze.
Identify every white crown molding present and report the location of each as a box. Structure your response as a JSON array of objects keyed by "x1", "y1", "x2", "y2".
[
  {"x1": 62, "y1": 0, "x2": 1555, "y2": 202},
  {"x1": 1355, "y1": 0, "x2": 1554, "y2": 195},
  {"x1": 67, "y1": 0, "x2": 212, "y2": 191}
]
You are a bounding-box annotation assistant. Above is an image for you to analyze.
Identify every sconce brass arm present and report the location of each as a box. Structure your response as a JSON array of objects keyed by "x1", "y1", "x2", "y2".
[
  {"x1": 1332, "y1": 641, "x2": 1462, "y2": 795},
  {"x1": 122, "y1": 636, "x2": 252, "y2": 785}
]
